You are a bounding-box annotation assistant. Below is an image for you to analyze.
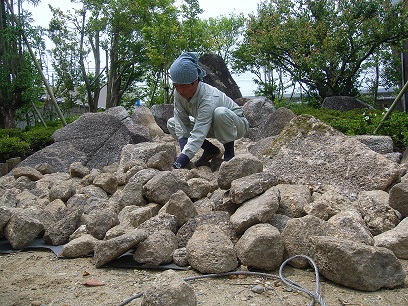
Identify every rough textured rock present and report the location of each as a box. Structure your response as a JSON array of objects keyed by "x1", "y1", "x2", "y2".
[
  {"x1": 247, "y1": 107, "x2": 295, "y2": 141},
  {"x1": 322, "y1": 96, "x2": 374, "y2": 111},
  {"x1": 355, "y1": 190, "x2": 400, "y2": 236},
  {"x1": 15, "y1": 109, "x2": 151, "y2": 173},
  {"x1": 159, "y1": 190, "x2": 198, "y2": 227},
  {"x1": 176, "y1": 211, "x2": 237, "y2": 248},
  {"x1": 230, "y1": 186, "x2": 280, "y2": 234},
  {"x1": 217, "y1": 154, "x2": 263, "y2": 190},
  {"x1": 186, "y1": 224, "x2": 238, "y2": 273},
  {"x1": 141, "y1": 269, "x2": 197, "y2": 306},
  {"x1": 93, "y1": 229, "x2": 148, "y2": 267},
  {"x1": 310, "y1": 236, "x2": 406, "y2": 291},
  {"x1": 282, "y1": 215, "x2": 327, "y2": 268},
  {"x1": 143, "y1": 171, "x2": 189, "y2": 205},
  {"x1": 150, "y1": 104, "x2": 174, "y2": 134},
  {"x1": 326, "y1": 210, "x2": 374, "y2": 245},
  {"x1": 131, "y1": 106, "x2": 165, "y2": 139},
  {"x1": 117, "y1": 180, "x2": 146, "y2": 208},
  {"x1": 389, "y1": 182, "x2": 408, "y2": 217},
  {"x1": 93, "y1": 172, "x2": 118, "y2": 195},
  {"x1": 133, "y1": 229, "x2": 178, "y2": 266},
  {"x1": 62, "y1": 234, "x2": 99, "y2": 258},
  {"x1": 236, "y1": 223, "x2": 284, "y2": 271},
  {"x1": 199, "y1": 52, "x2": 242, "y2": 101},
  {"x1": 4, "y1": 208, "x2": 44, "y2": 249},
  {"x1": 260, "y1": 115, "x2": 402, "y2": 199},
  {"x1": 1, "y1": 105, "x2": 407, "y2": 293},
  {"x1": 229, "y1": 171, "x2": 279, "y2": 205},
  {"x1": 374, "y1": 217, "x2": 408, "y2": 259},
  {"x1": 12, "y1": 166, "x2": 43, "y2": 181},
  {"x1": 69, "y1": 162, "x2": 90, "y2": 178},
  {"x1": 276, "y1": 184, "x2": 311, "y2": 218},
  {"x1": 351, "y1": 135, "x2": 394, "y2": 154}
]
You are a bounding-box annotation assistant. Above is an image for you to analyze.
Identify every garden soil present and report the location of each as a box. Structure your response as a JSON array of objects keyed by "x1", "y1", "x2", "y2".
[{"x1": 1, "y1": 250, "x2": 408, "y2": 306}]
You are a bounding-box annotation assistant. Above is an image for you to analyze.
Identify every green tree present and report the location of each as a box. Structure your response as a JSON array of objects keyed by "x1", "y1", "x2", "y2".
[
  {"x1": 203, "y1": 13, "x2": 245, "y2": 67},
  {"x1": 0, "y1": 0, "x2": 43, "y2": 128},
  {"x1": 234, "y1": 0, "x2": 408, "y2": 100}
]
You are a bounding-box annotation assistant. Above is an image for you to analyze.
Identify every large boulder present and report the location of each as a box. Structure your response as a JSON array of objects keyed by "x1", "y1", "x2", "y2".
[
  {"x1": 322, "y1": 96, "x2": 374, "y2": 111},
  {"x1": 260, "y1": 115, "x2": 402, "y2": 199},
  {"x1": 310, "y1": 236, "x2": 406, "y2": 291},
  {"x1": 14, "y1": 107, "x2": 151, "y2": 173},
  {"x1": 199, "y1": 53, "x2": 242, "y2": 100}
]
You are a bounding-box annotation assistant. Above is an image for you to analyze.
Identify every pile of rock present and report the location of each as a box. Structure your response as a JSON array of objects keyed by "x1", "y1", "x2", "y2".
[{"x1": 1, "y1": 102, "x2": 408, "y2": 294}]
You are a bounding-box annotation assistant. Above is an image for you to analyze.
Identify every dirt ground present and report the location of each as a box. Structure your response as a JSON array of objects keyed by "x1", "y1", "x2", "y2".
[{"x1": 1, "y1": 250, "x2": 408, "y2": 306}]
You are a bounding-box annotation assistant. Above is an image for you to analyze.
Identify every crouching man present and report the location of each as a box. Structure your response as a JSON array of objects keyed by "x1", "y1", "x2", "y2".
[{"x1": 167, "y1": 51, "x2": 249, "y2": 169}]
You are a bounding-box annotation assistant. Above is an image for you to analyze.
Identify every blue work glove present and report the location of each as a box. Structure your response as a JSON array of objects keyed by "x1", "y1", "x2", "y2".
[
  {"x1": 178, "y1": 137, "x2": 188, "y2": 151},
  {"x1": 173, "y1": 153, "x2": 190, "y2": 169}
]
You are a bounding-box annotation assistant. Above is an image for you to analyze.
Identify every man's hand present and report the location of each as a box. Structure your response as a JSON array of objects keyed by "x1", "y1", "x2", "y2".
[{"x1": 172, "y1": 153, "x2": 190, "y2": 169}]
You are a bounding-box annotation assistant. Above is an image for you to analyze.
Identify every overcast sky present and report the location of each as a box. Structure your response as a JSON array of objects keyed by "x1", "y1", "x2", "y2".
[{"x1": 28, "y1": 0, "x2": 259, "y2": 27}]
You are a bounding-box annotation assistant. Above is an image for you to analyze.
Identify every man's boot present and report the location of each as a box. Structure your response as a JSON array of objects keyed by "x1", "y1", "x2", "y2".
[
  {"x1": 223, "y1": 141, "x2": 234, "y2": 161},
  {"x1": 194, "y1": 139, "x2": 221, "y2": 167}
]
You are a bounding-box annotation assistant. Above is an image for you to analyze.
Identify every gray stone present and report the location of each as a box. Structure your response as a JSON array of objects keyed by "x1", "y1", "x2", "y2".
[
  {"x1": 276, "y1": 184, "x2": 311, "y2": 218},
  {"x1": 247, "y1": 107, "x2": 295, "y2": 141},
  {"x1": 143, "y1": 171, "x2": 189, "y2": 205},
  {"x1": 389, "y1": 182, "x2": 408, "y2": 217},
  {"x1": 242, "y1": 97, "x2": 276, "y2": 129},
  {"x1": 121, "y1": 204, "x2": 160, "y2": 227},
  {"x1": 80, "y1": 207, "x2": 119, "y2": 240},
  {"x1": 69, "y1": 162, "x2": 90, "y2": 178},
  {"x1": 159, "y1": 190, "x2": 198, "y2": 227},
  {"x1": 146, "y1": 150, "x2": 174, "y2": 171},
  {"x1": 49, "y1": 179, "x2": 77, "y2": 202},
  {"x1": 93, "y1": 229, "x2": 148, "y2": 267},
  {"x1": 326, "y1": 210, "x2": 374, "y2": 245},
  {"x1": 173, "y1": 247, "x2": 189, "y2": 267},
  {"x1": 0, "y1": 207, "x2": 13, "y2": 238},
  {"x1": 199, "y1": 52, "x2": 242, "y2": 100},
  {"x1": 322, "y1": 96, "x2": 374, "y2": 111},
  {"x1": 282, "y1": 215, "x2": 327, "y2": 268},
  {"x1": 187, "y1": 177, "x2": 217, "y2": 200},
  {"x1": 230, "y1": 186, "x2": 280, "y2": 234},
  {"x1": 118, "y1": 180, "x2": 146, "y2": 209},
  {"x1": 218, "y1": 154, "x2": 263, "y2": 190},
  {"x1": 150, "y1": 104, "x2": 174, "y2": 134},
  {"x1": 229, "y1": 171, "x2": 279, "y2": 205},
  {"x1": 186, "y1": 224, "x2": 238, "y2": 273},
  {"x1": 137, "y1": 213, "x2": 178, "y2": 235},
  {"x1": 310, "y1": 236, "x2": 405, "y2": 291},
  {"x1": 12, "y1": 166, "x2": 43, "y2": 181},
  {"x1": 130, "y1": 106, "x2": 165, "y2": 139},
  {"x1": 133, "y1": 229, "x2": 178, "y2": 266},
  {"x1": 176, "y1": 211, "x2": 237, "y2": 248},
  {"x1": 141, "y1": 269, "x2": 197, "y2": 306},
  {"x1": 35, "y1": 162, "x2": 56, "y2": 175},
  {"x1": 268, "y1": 214, "x2": 291, "y2": 233},
  {"x1": 236, "y1": 223, "x2": 284, "y2": 271},
  {"x1": 260, "y1": 115, "x2": 401, "y2": 199},
  {"x1": 351, "y1": 135, "x2": 394, "y2": 154},
  {"x1": 4, "y1": 208, "x2": 44, "y2": 249},
  {"x1": 93, "y1": 172, "x2": 118, "y2": 195},
  {"x1": 374, "y1": 217, "x2": 408, "y2": 259},
  {"x1": 18, "y1": 110, "x2": 150, "y2": 173},
  {"x1": 355, "y1": 190, "x2": 400, "y2": 236},
  {"x1": 62, "y1": 234, "x2": 99, "y2": 258}
]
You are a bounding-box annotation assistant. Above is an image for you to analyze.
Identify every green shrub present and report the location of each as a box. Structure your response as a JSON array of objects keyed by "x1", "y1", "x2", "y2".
[
  {"x1": 0, "y1": 136, "x2": 31, "y2": 163},
  {"x1": 22, "y1": 127, "x2": 56, "y2": 152},
  {"x1": 0, "y1": 128, "x2": 24, "y2": 138}
]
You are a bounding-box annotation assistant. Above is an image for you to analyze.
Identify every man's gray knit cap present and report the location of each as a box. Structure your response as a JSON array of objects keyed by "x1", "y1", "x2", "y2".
[{"x1": 169, "y1": 52, "x2": 206, "y2": 84}]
